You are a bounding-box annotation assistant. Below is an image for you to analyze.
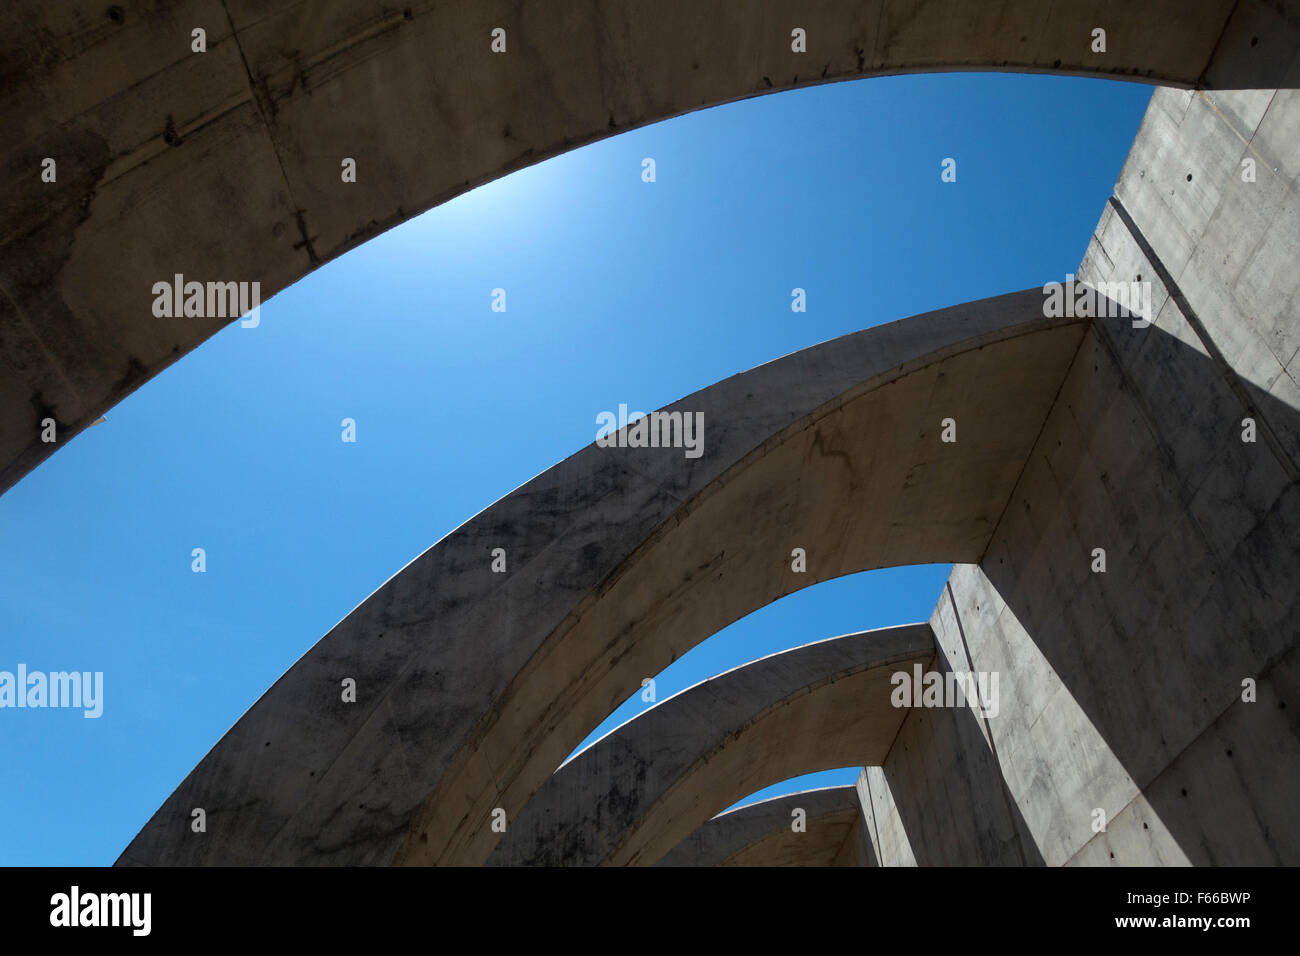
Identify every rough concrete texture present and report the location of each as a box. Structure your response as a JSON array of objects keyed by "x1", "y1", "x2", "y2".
[
  {"x1": 489, "y1": 626, "x2": 932, "y2": 866},
  {"x1": 1022, "y1": 87, "x2": 1298, "y2": 865},
  {"x1": 486, "y1": 84, "x2": 1300, "y2": 868},
  {"x1": 1097, "y1": 87, "x2": 1300, "y2": 472},
  {"x1": 656, "y1": 785, "x2": 868, "y2": 867},
  {"x1": 75, "y1": 8, "x2": 1297, "y2": 866},
  {"x1": 3, "y1": 0, "x2": 1296, "y2": 495},
  {"x1": 860, "y1": 585, "x2": 1037, "y2": 865},
  {"x1": 117, "y1": 293, "x2": 1085, "y2": 865},
  {"x1": 862, "y1": 86, "x2": 1300, "y2": 867}
]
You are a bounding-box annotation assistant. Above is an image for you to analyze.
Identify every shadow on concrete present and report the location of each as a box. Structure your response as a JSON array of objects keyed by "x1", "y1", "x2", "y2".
[
  {"x1": 975, "y1": 312, "x2": 1300, "y2": 865},
  {"x1": 874, "y1": 637, "x2": 1048, "y2": 865}
]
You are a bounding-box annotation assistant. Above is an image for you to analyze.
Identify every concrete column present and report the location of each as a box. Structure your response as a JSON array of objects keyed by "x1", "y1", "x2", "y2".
[{"x1": 860, "y1": 591, "x2": 1038, "y2": 866}]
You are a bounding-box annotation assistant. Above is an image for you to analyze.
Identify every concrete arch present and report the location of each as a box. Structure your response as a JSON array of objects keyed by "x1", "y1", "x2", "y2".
[
  {"x1": 118, "y1": 290, "x2": 1088, "y2": 866},
  {"x1": 94, "y1": 72, "x2": 1300, "y2": 867},
  {"x1": 4, "y1": 0, "x2": 1296, "y2": 494},
  {"x1": 489, "y1": 626, "x2": 933, "y2": 867},
  {"x1": 657, "y1": 784, "x2": 868, "y2": 868}
]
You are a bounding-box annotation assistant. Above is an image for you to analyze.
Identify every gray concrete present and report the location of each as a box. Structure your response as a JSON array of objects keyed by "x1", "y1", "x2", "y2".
[
  {"x1": 860, "y1": 592, "x2": 1037, "y2": 865},
  {"x1": 490, "y1": 85, "x2": 1300, "y2": 868},
  {"x1": 4, "y1": 0, "x2": 1297, "y2": 495},
  {"x1": 117, "y1": 292, "x2": 1085, "y2": 865},
  {"x1": 657, "y1": 785, "x2": 868, "y2": 867},
  {"x1": 857, "y1": 86, "x2": 1300, "y2": 867},
  {"x1": 100, "y1": 13, "x2": 1300, "y2": 868},
  {"x1": 982, "y1": 87, "x2": 1299, "y2": 866},
  {"x1": 489, "y1": 626, "x2": 932, "y2": 866}
]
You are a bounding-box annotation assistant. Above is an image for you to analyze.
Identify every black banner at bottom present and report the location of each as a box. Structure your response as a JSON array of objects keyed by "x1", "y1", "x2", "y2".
[{"x1": 0, "y1": 865, "x2": 1283, "y2": 943}]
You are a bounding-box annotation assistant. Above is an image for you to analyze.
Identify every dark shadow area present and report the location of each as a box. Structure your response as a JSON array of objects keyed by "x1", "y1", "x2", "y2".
[
  {"x1": 873, "y1": 635, "x2": 1047, "y2": 865},
  {"x1": 977, "y1": 312, "x2": 1300, "y2": 864},
  {"x1": 656, "y1": 786, "x2": 862, "y2": 867}
]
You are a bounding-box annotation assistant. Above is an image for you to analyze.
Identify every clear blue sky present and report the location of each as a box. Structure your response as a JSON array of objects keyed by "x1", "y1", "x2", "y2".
[{"x1": 0, "y1": 72, "x2": 1151, "y2": 865}]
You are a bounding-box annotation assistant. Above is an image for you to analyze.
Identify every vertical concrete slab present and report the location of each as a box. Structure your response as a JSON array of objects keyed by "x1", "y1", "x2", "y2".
[
  {"x1": 907, "y1": 83, "x2": 1300, "y2": 866},
  {"x1": 864, "y1": 595, "x2": 1037, "y2": 865}
]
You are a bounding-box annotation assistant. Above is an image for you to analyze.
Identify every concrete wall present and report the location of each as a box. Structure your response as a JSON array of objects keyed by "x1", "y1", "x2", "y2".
[
  {"x1": 861, "y1": 588, "x2": 1037, "y2": 865},
  {"x1": 864, "y1": 87, "x2": 1300, "y2": 866}
]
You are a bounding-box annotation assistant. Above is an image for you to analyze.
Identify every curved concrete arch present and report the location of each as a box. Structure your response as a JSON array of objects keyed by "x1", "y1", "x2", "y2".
[
  {"x1": 5, "y1": 0, "x2": 1295, "y2": 493},
  {"x1": 118, "y1": 289, "x2": 1088, "y2": 866},
  {"x1": 657, "y1": 785, "x2": 866, "y2": 868},
  {"x1": 489, "y1": 627, "x2": 932, "y2": 867}
]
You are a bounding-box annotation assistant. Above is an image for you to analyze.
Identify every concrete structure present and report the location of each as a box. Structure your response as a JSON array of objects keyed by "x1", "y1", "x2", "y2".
[
  {"x1": 489, "y1": 627, "x2": 932, "y2": 866},
  {"x1": 119, "y1": 83, "x2": 1300, "y2": 867},
  {"x1": 3, "y1": 0, "x2": 1298, "y2": 495},
  {"x1": 2, "y1": 3, "x2": 1293, "y2": 865},
  {"x1": 119, "y1": 289, "x2": 1089, "y2": 866},
  {"x1": 657, "y1": 784, "x2": 871, "y2": 867}
]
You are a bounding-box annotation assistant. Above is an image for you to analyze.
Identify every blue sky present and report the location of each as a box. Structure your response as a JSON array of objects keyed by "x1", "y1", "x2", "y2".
[{"x1": 0, "y1": 72, "x2": 1152, "y2": 865}]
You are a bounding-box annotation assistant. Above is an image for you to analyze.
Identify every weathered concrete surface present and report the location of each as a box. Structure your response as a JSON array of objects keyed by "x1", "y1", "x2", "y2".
[
  {"x1": 1007, "y1": 87, "x2": 1300, "y2": 866},
  {"x1": 4, "y1": 0, "x2": 1297, "y2": 495},
  {"x1": 860, "y1": 585, "x2": 1039, "y2": 865},
  {"x1": 860, "y1": 87, "x2": 1300, "y2": 867},
  {"x1": 657, "y1": 785, "x2": 868, "y2": 867},
  {"x1": 117, "y1": 292, "x2": 1085, "y2": 866},
  {"x1": 1087, "y1": 87, "x2": 1300, "y2": 475},
  {"x1": 489, "y1": 626, "x2": 932, "y2": 866},
  {"x1": 104, "y1": 25, "x2": 1300, "y2": 867}
]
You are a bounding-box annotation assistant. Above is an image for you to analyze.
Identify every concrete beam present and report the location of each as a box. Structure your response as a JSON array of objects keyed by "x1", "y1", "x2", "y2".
[
  {"x1": 5, "y1": 1, "x2": 1297, "y2": 494},
  {"x1": 860, "y1": 597, "x2": 1037, "y2": 865},
  {"x1": 489, "y1": 626, "x2": 932, "y2": 866}
]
